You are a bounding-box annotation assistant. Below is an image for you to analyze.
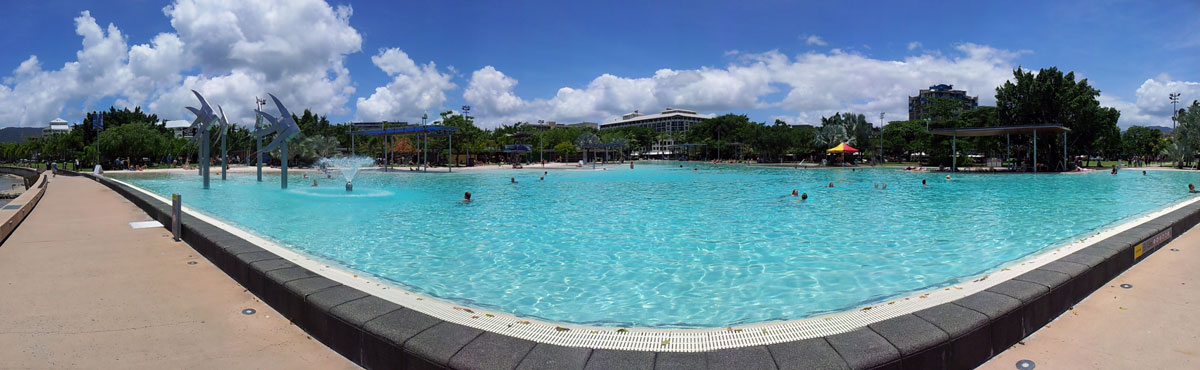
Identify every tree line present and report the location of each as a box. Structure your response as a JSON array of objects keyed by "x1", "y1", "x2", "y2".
[{"x1": 3, "y1": 66, "x2": 1189, "y2": 170}]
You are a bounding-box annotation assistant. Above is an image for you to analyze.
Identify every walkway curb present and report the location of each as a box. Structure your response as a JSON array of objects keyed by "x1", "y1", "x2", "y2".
[
  {"x1": 84, "y1": 172, "x2": 1200, "y2": 370},
  {"x1": 0, "y1": 167, "x2": 50, "y2": 245}
]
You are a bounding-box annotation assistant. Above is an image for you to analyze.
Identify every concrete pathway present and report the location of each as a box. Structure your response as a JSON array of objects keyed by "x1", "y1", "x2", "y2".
[
  {"x1": 0, "y1": 175, "x2": 356, "y2": 369},
  {"x1": 980, "y1": 226, "x2": 1200, "y2": 369}
]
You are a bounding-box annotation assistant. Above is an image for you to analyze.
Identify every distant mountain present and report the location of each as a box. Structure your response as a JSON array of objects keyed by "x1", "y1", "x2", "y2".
[
  {"x1": 0, "y1": 127, "x2": 44, "y2": 143},
  {"x1": 1146, "y1": 125, "x2": 1173, "y2": 134}
]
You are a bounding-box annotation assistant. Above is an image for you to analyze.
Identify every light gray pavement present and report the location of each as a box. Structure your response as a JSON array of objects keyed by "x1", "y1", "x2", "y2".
[
  {"x1": 980, "y1": 226, "x2": 1200, "y2": 369},
  {"x1": 0, "y1": 175, "x2": 356, "y2": 369}
]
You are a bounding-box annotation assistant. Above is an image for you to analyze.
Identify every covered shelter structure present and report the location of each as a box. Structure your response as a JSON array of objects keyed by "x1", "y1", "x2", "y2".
[
  {"x1": 351, "y1": 125, "x2": 458, "y2": 172},
  {"x1": 928, "y1": 124, "x2": 1070, "y2": 173},
  {"x1": 825, "y1": 142, "x2": 859, "y2": 166}
]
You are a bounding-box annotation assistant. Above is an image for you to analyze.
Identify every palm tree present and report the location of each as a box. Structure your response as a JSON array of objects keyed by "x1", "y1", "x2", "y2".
[{"x1": 305, "y1": 135, "x2": 340, "y2": 159}]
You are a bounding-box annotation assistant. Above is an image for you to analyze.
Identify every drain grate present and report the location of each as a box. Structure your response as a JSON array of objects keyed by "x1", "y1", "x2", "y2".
[
  {"x1": 1016, "y1": 359, "x2": 1036, "y2": 369},
  {"x1": 242, "y1": 308, "x2": 256, "y2": 315},
  {"x1": 187, "y1": 261, "x2": 198, "y2": 265},
  {"x1": 1120, "y1": 284, "x2": 1133, "y2": 289}
]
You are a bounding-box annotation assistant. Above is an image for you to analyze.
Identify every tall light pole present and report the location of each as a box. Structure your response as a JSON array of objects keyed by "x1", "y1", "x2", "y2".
[
  {"x1": 1170, "y1": 92, "x2": 1181, "y2": 132},
  {"x1": 255, "y1": 96, "x2": 265, "y2": 182},
  {"x1": 461, "y1": 105, "x2": 470, "y2": 168},
  {"x1": 879, "y1": 112, "x2": 885, "y2": 164}
]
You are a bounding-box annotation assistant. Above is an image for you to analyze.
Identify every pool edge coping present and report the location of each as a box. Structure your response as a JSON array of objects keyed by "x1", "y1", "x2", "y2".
[{"x1": 86, "y1": 171, "x2": 1200, "y2": 369}]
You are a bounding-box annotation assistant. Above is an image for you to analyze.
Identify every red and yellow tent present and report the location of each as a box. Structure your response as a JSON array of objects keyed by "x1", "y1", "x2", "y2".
[{"x1": 825, "y1": 143, "x2": 859, "y2": 153}]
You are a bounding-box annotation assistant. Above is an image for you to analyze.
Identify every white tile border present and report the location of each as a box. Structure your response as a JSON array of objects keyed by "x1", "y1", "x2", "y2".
[{"x1": 108, "y1": 176, "x2": 1198, "y2": 352}]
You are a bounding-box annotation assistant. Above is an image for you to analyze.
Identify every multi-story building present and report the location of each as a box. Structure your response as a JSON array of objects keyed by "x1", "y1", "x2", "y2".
[
  {"x1": 526, "y1": 121, "x2": 599, "y2": 131},
  {"x1": 908, "y1": 84, "x2": 979, "y2": 120},
  {"x1": 42, "y1": 118, "x2": 72, "y2": 136},
  {"x1": 600, "y1": 108, "x2": 711, "y2": 156}
]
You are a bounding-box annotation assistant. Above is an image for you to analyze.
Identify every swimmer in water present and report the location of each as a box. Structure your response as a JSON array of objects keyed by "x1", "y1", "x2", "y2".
[
  {"x1": 922, "y1": 179, "x2": 928, "y2": 186},
  {"x1": 1191, "y1": 184, "x2": 1198, "y2": 193},
  {"x1": 881, "y1": 183, "x2": 887, "y2": 190},
  {"x1": 511, "y1": 177, "x2": 517, "y2": 183},
  {"x1": 945, "y1": 175, "x2": 951, "y2": 180},
  {"x1": 827, "y1": 182, "x2": 834, "y2": 188},
  {"x1": 311, "y1": 180, "x2": 318, "y2": 187},
  {"x1": 462, "y1": 192, "x2": 472, "y2": 202},
  {"x1": 800, "y1": 193, "x2": 808, "y2": 201},
  {"x1": 791, "y1": 189, "x2": 799, "y2": 197}
]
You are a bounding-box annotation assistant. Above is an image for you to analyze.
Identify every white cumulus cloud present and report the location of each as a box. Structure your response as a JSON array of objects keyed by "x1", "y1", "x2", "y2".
[
  {"x1": 1100, "y1": 77, "x2": 1200, "y2": 128},
  {"x1": 462, "y1": 43, "x2": 1024, "y2": 128},
  {"x1": 804, "y1": 35, "x2": 828, "y2": 46},
  {"x1": 354, "y1": 48, "x2": 456, "y2": 122},
  {"x1": 0, "y1": 0, "x2": 362, "y2": 127}
]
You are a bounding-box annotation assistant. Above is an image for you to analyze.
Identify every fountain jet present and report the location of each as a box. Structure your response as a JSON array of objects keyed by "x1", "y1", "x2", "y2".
[{"x1": 318, "y1": 156, "x2": 375, "y2": 191}]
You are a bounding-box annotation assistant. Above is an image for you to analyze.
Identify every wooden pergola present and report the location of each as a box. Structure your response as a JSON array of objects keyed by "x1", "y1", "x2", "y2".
[{"x1": 928, "y1": 125, "x2": 1071, "y2": 172}]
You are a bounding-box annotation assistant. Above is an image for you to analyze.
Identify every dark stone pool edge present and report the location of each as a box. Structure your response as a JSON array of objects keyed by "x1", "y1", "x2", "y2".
[{"x1": 85, "y1": 173, "x2": 1200, "y2": 370}]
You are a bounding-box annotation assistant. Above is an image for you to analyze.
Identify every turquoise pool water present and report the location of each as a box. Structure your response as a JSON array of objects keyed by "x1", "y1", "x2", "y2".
[{"x1": 112, "y1": 163, "x2": 1198, "y2": 328}]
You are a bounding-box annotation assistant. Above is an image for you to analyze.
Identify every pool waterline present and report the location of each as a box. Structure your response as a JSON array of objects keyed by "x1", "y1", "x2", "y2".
[{"x1": 109, "y1": 164, "x2": 1200, "y2": 328}]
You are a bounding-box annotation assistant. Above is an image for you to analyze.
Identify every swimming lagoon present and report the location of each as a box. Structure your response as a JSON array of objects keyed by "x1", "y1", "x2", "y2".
[{"x1": 111, "y1": 163, "x2": 1199, "y2": 328}]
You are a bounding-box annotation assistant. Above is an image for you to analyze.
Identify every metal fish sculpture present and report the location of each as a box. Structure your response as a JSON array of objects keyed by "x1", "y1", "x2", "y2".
[
  {"x1": 215, "y1": 105, "x2": 230, "y2": 144},
  {"x1": 185, "y1": 90, "x2": 218, "y2": 147},
  {"x1": 254, "y1": 93, "x2": 300, "y2": 154}
]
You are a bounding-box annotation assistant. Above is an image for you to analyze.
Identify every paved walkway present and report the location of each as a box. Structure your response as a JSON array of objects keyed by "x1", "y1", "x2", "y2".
[
  {"x1": 980, "y1": 226, "x2": 1200, "y2": 369},
  {"x1": 0, "y1": 175, "x2": 355, "y2": 369}
]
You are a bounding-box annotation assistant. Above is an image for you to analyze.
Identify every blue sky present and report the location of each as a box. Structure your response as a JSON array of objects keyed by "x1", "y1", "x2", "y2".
[{"x1": 1, "y1": 0, "x2": 1197, "y2": 129}]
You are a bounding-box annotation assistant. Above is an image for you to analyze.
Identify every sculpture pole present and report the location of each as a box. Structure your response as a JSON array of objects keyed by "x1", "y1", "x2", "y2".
[
  {"x1": 256, "y1": 121, "x2": 263, "y2": 181},
  {"x1": 281, "y1": 141, "x2": 288, "y2": 189},
  {"x1": 202, "y1": 127, "x2": 210, "y2": 189},
  {"x1": 256, "y1": 97, "x2": 264, "y2": 182},
  {"x1": 221, "y1": 125, "x2": 227, "y2": 180}
]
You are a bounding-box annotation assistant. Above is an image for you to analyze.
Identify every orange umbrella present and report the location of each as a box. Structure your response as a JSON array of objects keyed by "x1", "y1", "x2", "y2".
[{"x1": 825, "y1": 143, "x2": 859, "y2": 153}]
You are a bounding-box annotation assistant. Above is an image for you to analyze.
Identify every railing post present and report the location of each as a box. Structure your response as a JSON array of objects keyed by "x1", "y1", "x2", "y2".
[{"x1": 171, "y1": 193, "x2": 182, "y2": 242}]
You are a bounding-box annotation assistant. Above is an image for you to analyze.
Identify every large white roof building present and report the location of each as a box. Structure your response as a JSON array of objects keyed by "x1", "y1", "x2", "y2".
[
  {"x1": 600, "y1": 108, "x2": 712, "y2": 156},
  {"x1": 42, "y1": 118, "x2": 72, "y2": 135}
]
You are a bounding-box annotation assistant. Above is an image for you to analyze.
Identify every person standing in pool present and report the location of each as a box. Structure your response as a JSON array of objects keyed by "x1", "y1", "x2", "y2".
[
  {"x1": 922, "y1": 179, "x2": 928, "y2": 186},
  {"x1": 511, "y1": 177, "x2": 518, "y2": 184}
]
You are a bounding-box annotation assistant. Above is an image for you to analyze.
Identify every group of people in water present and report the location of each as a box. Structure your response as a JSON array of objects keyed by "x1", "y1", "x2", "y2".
[
  {"x1": 471, "y1": 163, "x2": 1200, "y2": 204},
  {"x1": 785, "y1": 173, "x2": 961, "y2": 201}
]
